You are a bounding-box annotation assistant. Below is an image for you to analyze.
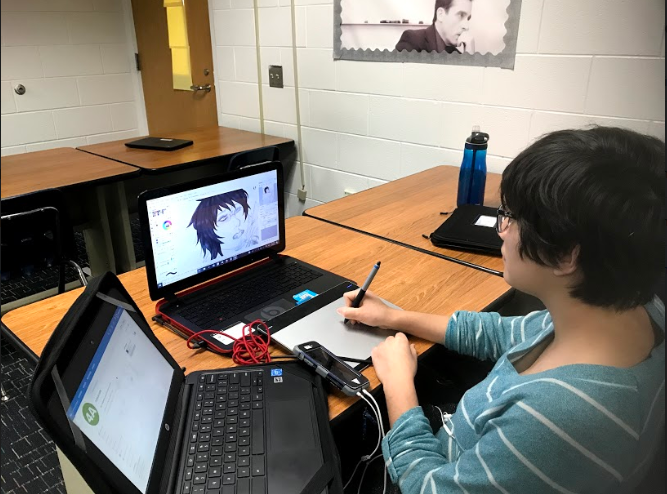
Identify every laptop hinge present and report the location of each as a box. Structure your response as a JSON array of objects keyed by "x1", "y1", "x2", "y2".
[
  {"x1": 268, "y1": 250, "x2": 280, "y2": 261},
  {"x1": 164, "y1": 292, "x2": 180, "y2": 304}
]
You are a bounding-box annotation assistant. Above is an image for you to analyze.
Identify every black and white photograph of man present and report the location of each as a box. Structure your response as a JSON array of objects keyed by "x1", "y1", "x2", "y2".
[{"x1": 339, "y1": 0, "x2": 511, "y2": 56}]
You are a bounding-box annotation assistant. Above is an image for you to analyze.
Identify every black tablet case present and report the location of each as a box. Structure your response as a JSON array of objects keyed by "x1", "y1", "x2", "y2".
[
  {"x1": 429, "y1": 204, "x2": 502, "y2": 255},
  {"x1": 28, "y1": 272, "x2": 343, "y2": 494}
]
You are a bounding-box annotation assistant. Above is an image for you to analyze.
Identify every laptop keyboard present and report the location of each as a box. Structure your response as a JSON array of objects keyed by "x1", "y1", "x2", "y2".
[
  {"x1": 178, "y1": 262, "x2": 322, "y2": 329},
  {"x1": 182, "y1": 370, "x2": 266, "y2": 494}
]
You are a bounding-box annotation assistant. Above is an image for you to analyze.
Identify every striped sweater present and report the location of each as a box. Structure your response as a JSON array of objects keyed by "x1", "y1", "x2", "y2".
[{"x1": 382, "y1": 298, "x2": 665, "y2": 494}]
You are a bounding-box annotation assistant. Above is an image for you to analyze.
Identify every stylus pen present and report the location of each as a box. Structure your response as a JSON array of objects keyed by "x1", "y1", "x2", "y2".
[{"x1": 344, "y1": 261, "x2": 381, "y2": 324}]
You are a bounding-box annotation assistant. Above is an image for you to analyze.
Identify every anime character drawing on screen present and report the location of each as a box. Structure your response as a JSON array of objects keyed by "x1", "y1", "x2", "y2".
[{"x1": 188, "y1": 189, "x2": 260, "y2": 261}]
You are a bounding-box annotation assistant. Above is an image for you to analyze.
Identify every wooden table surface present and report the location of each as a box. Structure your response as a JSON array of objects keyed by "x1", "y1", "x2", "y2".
[
  {"x1": 0, "y1": 148, "x2": 140, "y2": 199},
  {"x1": 2, "y1": 216, "x2": 509, "y2": 420},
  {"x1": 77, "y1": 126, "x2": 294, "y2": 173},
  {"x1": 304, "y1": 165, "x2": 505, "y2": 273}
]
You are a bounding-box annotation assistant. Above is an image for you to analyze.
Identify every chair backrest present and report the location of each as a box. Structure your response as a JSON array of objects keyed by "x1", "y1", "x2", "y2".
[
  {"x1": 228, "y1": 146, "x2": 280, "y2": 172},
  {"x1": 1, "y1": 189, "x2": 78, "y2": 294}
]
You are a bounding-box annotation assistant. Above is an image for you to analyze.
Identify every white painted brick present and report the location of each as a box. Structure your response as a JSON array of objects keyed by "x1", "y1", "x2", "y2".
[
  {"x1": 86, "y1": 129, "x2": 139, "y2": 145},
  {"x1": 367, "y1": 178, "x2": 387, "y2": 189},
  {"x1": 308, "y1": 164, "x2": 369, "y2": 202},
  {"x1": 1, "y1": 13, "x2": 69, "y2": 46},
  {"x1": 301, "y1": 127, "x2": 337, "y2": 168},
  {"x1": 306, "y1": 5, "x2": 333, "y2": 48},
  {"x1": 211, "y1": 0, "x2": 232, "y2": 10},
  {"x1": 1, "y1": 145, "x2": 27, "y2": 157},
  {"x1": 262, "y1": 85, "x2": 297, "y2": 124},
  {"x1": 294, "y1": 0, "x2": 332, "y2": 5},
  {"x1": 260, "y1": 48, "x2": 281, "y2": 78},
  {"x1": 14, "y1": 78, "x2": 79, "y2": 112},
  {"x1": 68, "y1": 12, "x2": 125, "y2": 44},
  {"x1": 234, "y1": 47, "x2": 258, "y2": 83},
  {"x1": 279, "y1": 48, "x2": 295, "y2": 87},
  {"x1": 101, "y1": 44, "x2": 131, "y2": 73},
  {"x1": 258, "y1": 0, "x2": 279, "y2": 7},
  {"x1": 515, "y1": 0, "x2": 543, "y2": 54},
  {"x1": 78, "y1": 73, "x2": 134, "y2": 105},
  {"x1": 216, "y1": 47, "x2": 236, "y2": 81},
  {"x1": 336, "y1": 61, "x2": 403, "y2": 97},
  {"x1": 1, "y1": 47, "x2": 43, "y2": 80},
  {"x1": 259, "y1": 8, "x2": 292, "y2": 47},
  {"x1": 1, "y1": 82, "x2": 17, "y2": 114},
  {"x1": 263, "y1": 120, "x2": 285, "y2": 137},
  {"x1": 539, "y1": 0, "x2": 665, "y2": 56},
  {"x1": 283, "y1": 124, "x2": 299, "y2": 145},
  {"x1": 486, "y1": 155, "x2": 512, "y2": 174},
  {"x1": 53, "y1": 105, "x2": 112, "y2": 138},
  {"x1": 441, "y1": 103, "x2": 532, "y2": 158},
  {"x1": 661, "y1": 34, "x2": 665, "y2": 58},
  {"x1": 285, "y1": 193, "x2": 322, "y2": 218},
  {"x1": 1, "y1": 112, "x2": 57, "y2": 146},
  {"x1": 230, "y1": 0, "x2": 253, "y2": 8},
  {"x1": 218, "y1": 112, "x2": 241, "y2": 128},
  {"x1": 219, "y1": 82, "x2": 260, "y2": 117},
  {"x1": 214, "y1": 10, "x2": 256, "y2": 46},
  {"x1": 369, "y1": 96, "x2": 443, "y2": 147},
  {"x1": 93, "y1": 0, "x2": 121, "y2": 12},
  {"x1": 309, "y1": 90, "x2": 367, "y2": 135},
  {"x1": 483, "y1": 55, "x2": 591, "y2": 113},
  {"x1": 298, "y1": 88, "x2": 310, "y2": 127},
  {"x1": 400, "y1": 144, "x2": 461, "y2": 177},
  {"x1": 1, "y1": 0, "x2": 93, "y2": 11},
  {"x1": 25, "y1": 136, "x2": 87, "y2": 152},
  {"x1": 238, "y1": 116, "x2": 261, "y2": 132},
  {"x1": 338, "y1": 134, "x2": 400, "y2": 180},
  {"x1": 529, "y1": 111, "x2": 651, "y2": 142},
  {"x1": 110, "y1": 102, "x2": 137, "y2": 131},
  {"x1": 40, "y1": 45, "x2": 103, "y2": 77},
  {"x1": 402, "y1": 63, "x2": 483, "y2": 103},
  {"x1": 648, "y1": 122, "x2": 665, "y2": 142},
  {"x1": 585, "y1": 58, "x2": 665, "y2": 121},
  {"x1": 295, "y1": 7, "x2": 307, "y2": 47},
  {"x1": 297, "y1": 49, "x2": 335, "y2": 90}
]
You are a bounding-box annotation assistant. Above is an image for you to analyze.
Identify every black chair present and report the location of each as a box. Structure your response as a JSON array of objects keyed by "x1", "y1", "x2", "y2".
[
  {"x1": 1, "y1": 189, "x2": 87, "y2": 299},
  {"x1": 228, "y1": 146, "x2": 280, "y2": 171}
]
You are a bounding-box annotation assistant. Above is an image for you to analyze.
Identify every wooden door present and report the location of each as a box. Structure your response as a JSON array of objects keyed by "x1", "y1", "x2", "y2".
[{"x1": 131, "y1": 0, "x2": 218, "y2": 135}]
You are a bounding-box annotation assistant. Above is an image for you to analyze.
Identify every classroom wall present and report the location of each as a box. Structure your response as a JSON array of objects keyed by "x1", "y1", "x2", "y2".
[
  {"x1": 0, "y1": 0, "x2": 146, "y2": 157},
  {"x1": 209, "y1": 0, "x2": 666, "y2": 216}
]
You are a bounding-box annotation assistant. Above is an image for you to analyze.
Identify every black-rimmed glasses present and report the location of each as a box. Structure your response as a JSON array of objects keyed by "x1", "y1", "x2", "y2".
[{"x1": 497, "y1": 208, "x2": 515, "y2": 233}]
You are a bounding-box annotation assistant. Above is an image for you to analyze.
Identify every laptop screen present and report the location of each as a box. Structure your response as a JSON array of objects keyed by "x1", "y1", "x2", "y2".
[
  {"x1": 144, "y1": 169, "x2": 281, "y2": 290},
  {"x1": 66, "y1": 307, "x2": 174, "y2": 493}
]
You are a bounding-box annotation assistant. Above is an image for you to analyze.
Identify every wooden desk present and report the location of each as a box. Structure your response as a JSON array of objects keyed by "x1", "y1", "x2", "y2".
[
  {"x1": 1, "y1": 148, "x2": 139, "y2": 199},
  {"x1": 304, "y1": 166, "x2": 505, "y2": 273},
  {"x1": 2, "y1": 216, "x2": 509, "y2": 420},
  {"x1": 77, "y1": 126, "x2": 294, "y2": 173},
  {"x1": 1, "y1": 148, "x2": 141, "y2": 281}
]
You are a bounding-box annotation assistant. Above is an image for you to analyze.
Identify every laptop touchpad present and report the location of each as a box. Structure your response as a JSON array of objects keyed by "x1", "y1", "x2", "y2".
[{"x1": 268, "y1": 399, "x2": 316, "y2": 450}]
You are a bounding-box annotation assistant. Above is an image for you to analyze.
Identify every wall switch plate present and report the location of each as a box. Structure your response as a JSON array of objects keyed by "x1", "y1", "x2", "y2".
[{"x1": 269, "y1": 65, "x2": 283, "y2": 88}]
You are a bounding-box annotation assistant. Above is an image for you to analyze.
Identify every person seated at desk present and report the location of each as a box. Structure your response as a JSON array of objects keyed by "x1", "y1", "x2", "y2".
[{"x1": 338, "y1": 127, "x2": 665, "y2": 493}]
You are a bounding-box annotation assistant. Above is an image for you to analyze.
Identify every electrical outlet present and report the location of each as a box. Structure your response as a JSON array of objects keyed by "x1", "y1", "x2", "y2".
[{"x1": 269, "y1": 65, "x2": 283, "y2": 88}]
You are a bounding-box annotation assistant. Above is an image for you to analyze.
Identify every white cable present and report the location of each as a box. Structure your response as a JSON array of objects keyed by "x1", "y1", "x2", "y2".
[
  {"x1": 360, "y1": 390, "x2": 388, "y2": 494},
  {"x1": 357, "y1": 454, "x2": 384, "y2": 494},
  {"x1": 357, "y1": 392, "x2": 383, "y2": 459}
]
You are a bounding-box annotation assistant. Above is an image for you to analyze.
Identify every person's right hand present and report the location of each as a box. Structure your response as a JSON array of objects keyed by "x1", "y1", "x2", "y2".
[{"x1": 336, "y1": 289, "x2": 397, "y2": 329}]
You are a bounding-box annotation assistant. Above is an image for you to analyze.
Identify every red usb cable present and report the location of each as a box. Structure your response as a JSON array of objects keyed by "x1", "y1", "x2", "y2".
[{"x1": 186, "y1": 319, "x2": 272, "y2": 365}]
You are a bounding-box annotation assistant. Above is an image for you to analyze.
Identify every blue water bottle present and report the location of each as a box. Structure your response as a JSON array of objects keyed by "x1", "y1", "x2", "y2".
[{"x1": 456, "y1": 126, "x2": 489, "y2": 206}]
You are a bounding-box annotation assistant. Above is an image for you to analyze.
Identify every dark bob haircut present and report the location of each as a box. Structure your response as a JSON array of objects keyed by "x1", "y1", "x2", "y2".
[
  {"x1": 188, "y1": 189, "x2": 250, "y2": 260},
  {"x1": 500, "y1": 126, "x2": 664, "y2": 311}
]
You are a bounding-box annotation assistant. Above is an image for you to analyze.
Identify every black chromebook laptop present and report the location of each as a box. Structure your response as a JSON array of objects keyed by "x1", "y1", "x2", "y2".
[
  {"x1": 138, "y1": 161, "x2": 349, "y2": 351},
  {"x1": 126, "y1": 137, "x2": 193, "y2": 151},
  {"x1": 29, "y1": 272, "x2": 341, "y2": 494}
]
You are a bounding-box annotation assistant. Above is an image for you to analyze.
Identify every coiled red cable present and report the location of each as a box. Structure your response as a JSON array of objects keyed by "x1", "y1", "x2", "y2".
[{"x1": 186, "y1": 319, "x2": 272, "y2": 365}]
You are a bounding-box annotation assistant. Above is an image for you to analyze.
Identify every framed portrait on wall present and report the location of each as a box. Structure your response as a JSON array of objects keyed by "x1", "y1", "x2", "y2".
[{"x1": 334, "y1": 0, "x2": 523, "y2": 69}]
